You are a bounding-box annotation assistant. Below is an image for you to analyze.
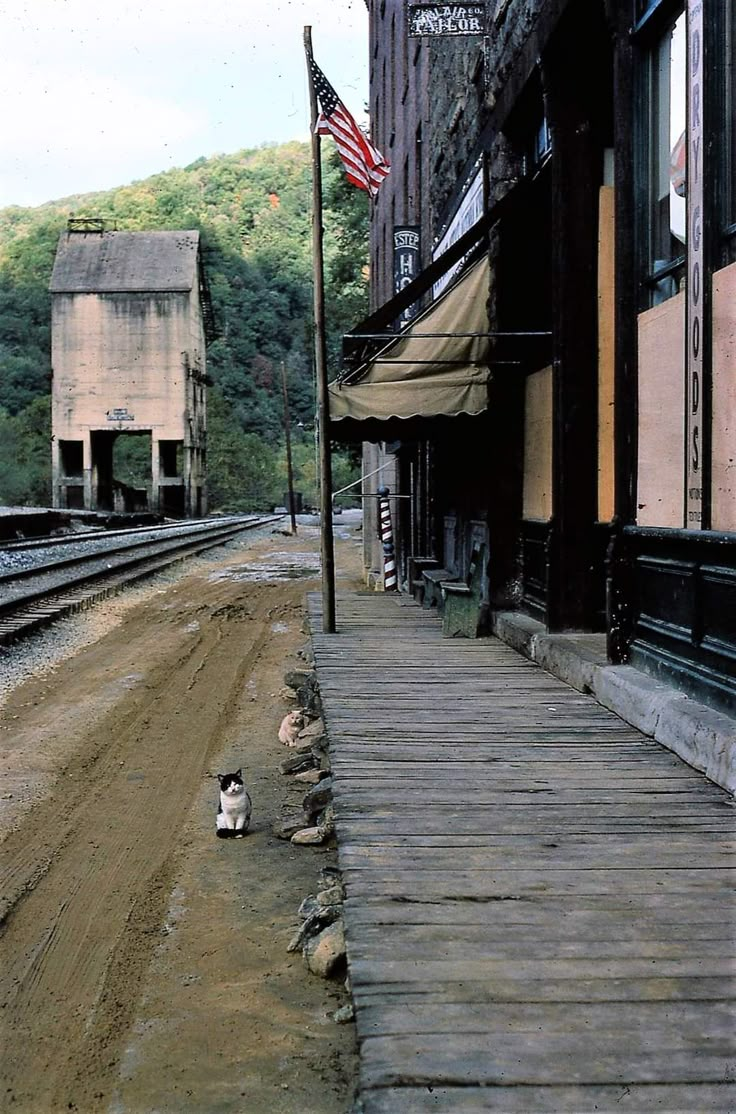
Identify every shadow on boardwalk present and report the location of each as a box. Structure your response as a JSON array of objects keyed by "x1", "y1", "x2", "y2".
[{"x1": 309, "y1": 590, "x2": 736, "y2": 1114}]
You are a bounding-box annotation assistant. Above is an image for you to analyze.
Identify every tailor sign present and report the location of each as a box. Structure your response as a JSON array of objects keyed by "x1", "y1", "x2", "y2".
[
  {"x1": 408, "y1": 3, "x2": 485, "y2": 36},
  {"x1": 685, "y1": 0, "x2": 703, "y2": 527}
]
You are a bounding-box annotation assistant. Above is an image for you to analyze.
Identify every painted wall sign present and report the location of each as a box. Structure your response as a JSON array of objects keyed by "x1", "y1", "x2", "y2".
[
  {"x1": 408, "y1": 3, "x2": 485, "y2": 36},
  {"x1": 393, "y1": 226, "x2": 421, "y2": 323},
  {"x1": 432, "y1": 164, "x2": 484, "y2": 297},
  {"x1": 685, "y1": 0, "x2": 703, "y2": 527},
  {"x1": 107, "y1": 407, "x2": 135, "y2": 421}
]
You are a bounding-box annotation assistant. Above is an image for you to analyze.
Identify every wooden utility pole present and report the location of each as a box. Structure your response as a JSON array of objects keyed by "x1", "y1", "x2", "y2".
[
  {"x1": 304, "y1": 25, "x2": 336, "y2": 633},
  {"x1": 281, "y1": 360, "x2": 298, "y2": 535}
]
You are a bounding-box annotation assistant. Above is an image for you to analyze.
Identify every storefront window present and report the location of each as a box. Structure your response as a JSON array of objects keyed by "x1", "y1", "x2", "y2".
[
  {"x1": 524, "y1": 114, "x2": 551, "y2": 178},
  {"x1": 644, "y1": 11, "x2": 686, "y2": 304}
]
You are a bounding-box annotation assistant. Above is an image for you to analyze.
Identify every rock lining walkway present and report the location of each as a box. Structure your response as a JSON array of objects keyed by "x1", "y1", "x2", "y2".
[{"x1": 308, "y1": 590, "x2": 736, "y2": 1114}]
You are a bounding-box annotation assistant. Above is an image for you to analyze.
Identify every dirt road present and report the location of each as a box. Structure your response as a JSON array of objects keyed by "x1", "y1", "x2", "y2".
[{"x1": 0, "y1": 521, "x2": 361, "y2": 1114}]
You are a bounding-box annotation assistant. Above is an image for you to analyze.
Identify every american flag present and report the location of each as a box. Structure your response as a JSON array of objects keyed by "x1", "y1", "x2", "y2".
[{"x1": 309, "y1": 57, "x2": 390, "y2": 198}]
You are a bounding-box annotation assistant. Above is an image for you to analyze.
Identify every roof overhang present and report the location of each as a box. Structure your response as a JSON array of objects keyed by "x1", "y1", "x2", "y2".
[
  {"x1": 329, "y1": 179, "x2": 554, "y2": 438},
  {"x1": 329, "y1": 256, "x2": 492, "y2": 432}
]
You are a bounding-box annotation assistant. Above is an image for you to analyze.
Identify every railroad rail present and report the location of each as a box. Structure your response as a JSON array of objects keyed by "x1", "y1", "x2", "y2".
[
  {"x1": 1, "y1": 516, "x2": 217, "y2": 554},
  {"x1": 0, "y1": 514, "x2": 284, "y2": 645}
]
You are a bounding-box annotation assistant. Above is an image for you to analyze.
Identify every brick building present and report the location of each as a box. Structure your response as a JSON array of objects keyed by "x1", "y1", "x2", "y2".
[{"x1": 330, "y1": 0, "x2": 736, "y2": 716}]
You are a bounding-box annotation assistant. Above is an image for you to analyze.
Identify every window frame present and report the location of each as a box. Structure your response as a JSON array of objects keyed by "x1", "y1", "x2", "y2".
[
  {"x1": 633, "y1": 0, "x2": 687, "y2": 309},
  {"x1": 716, "y1": 0, "x2": 736, "y2": 263}
]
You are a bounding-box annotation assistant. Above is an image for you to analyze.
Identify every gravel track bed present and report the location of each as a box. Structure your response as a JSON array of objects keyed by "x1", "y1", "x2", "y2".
[
  {"x1": 0, "y1": 515, "x2": 264, "y2": 577},
  {"x1": 0, "y1": 523, "x2": 279, "y2": 708}
]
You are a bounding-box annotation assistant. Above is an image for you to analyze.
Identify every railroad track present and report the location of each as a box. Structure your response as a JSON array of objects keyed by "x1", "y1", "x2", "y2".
[{"x1": 0, "y1": 514, "x2": 284, "y2": 645}]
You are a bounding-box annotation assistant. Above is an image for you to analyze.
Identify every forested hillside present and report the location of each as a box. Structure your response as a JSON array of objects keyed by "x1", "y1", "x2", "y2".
[{"x1": 0, "y1": 142, "x2": 368, "y2": 510}]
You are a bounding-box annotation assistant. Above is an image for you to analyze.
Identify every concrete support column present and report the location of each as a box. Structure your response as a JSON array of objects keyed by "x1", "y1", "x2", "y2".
[
  {"x1": 150, "y1": 437, "x2": 161, "y2": 514},
  {"x1": 82, "y1": 434, "x2": 92, "y2": 510},
  {"x1": 51, "y1": 439, "x2": 61, "y2": 509},
  {"x1": 183, "y1": 443, "x2": 194, "y2": 517}
]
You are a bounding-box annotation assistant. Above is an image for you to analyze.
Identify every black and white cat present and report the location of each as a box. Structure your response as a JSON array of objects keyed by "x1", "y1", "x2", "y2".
[{"x1": 215, "y1": 769, "x2": 252, "y2": 838}]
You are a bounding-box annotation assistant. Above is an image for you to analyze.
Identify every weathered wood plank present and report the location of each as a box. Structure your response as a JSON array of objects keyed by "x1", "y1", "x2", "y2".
[
  {"x1": 359, "y1": 1031, "x2": 736, "y2": 1087},
  {"x1": 336, "y1": 792, "x2": 720, "y2": 810},
  {"x1": 347, "y1": 956, "x2": 736, "y2": 984},
  {"x1": 347, "y1": 930, "x2": 736, "y2": 961},
  {"x1": 334, "y1": 773, "x2": 710, "y2": 789},
  {"x1": 331, "y1": 747, "x2": 684, "y2": 759},
  {"x1": 360, "y1": 1084, "x2": 736, "y2": 1114},
  {"x1": 337, "y1": 844, "x2": 736, "y2": 869},
  {"x1": 341, "y1": 868, "x2": 735, "y2": 897},
  {"x1": 354, "y1": 998, "x2": 736, "y2": 1039},
  {"x1": 334, "y1": 758, "x2": 704, "y2": 774},
  {"x1": 350, "y1": 975, "x2": 735, "y2": 1003},
  {"x1": 333, "y1": 800, "x2": 733, "y2": 817},
  {"x1": 346, "y1": 912, "x2": 736, "y2": 939},
  {"x1": 334, "y1": 815, "x2": 734, "y2": 835},
  {"x1": 343, "y1": 891, "x2": 735, "y2": 924},
  {"x1": 338, "y1": 833, "x2": 736, "y2": 851}
]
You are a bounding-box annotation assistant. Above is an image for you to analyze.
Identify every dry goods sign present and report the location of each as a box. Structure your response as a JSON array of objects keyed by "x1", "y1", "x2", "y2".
[{"x1": 408, "y1": 3, "x2": 485, "y2": 36}]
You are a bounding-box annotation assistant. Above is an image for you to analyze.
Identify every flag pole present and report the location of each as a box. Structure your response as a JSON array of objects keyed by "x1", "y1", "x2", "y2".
[
  {"x1": 280, "y1": 359, "x2": 298, "y2": 535},
  {"x1": 304, "y1": 25, "x2": 336, "y2": 634}
]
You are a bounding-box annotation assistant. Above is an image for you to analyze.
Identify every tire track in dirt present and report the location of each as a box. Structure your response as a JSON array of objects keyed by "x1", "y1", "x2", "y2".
[
  {"x1": 0, "y1": 634, "x2": 205, "y2": 927},
  {"x1": 0, "y1": 585, "x2": 278, "y2": 1113}
]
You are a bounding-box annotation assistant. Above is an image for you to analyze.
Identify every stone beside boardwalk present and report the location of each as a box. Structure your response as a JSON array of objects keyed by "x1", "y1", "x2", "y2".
[{"x1": 309, "y1": 591, "x2": 736, "y2": 1114}]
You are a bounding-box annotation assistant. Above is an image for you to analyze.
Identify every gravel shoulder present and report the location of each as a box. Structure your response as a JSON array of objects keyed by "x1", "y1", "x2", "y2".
[{"x1": 0, "y1": 519, "x2": 363, "y2": 1114}]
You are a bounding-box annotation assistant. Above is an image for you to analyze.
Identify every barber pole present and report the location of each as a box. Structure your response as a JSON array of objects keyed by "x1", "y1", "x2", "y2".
[{"x1": 377, "y1": 486, "x2": 398, "y2": 591}]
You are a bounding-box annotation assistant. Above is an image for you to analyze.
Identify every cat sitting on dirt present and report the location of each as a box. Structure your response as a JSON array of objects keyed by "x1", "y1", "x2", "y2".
[
  {"x1": 215, "y1": 769, "x2": 252, "y2": 838},
  {"x1": 278, "y1": 710, "x2": 305, "y2": 746}
]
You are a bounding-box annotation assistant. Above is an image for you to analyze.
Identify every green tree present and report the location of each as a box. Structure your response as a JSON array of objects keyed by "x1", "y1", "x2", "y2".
[
  {"x1": 206, "y1": 389, "x2": 280, "y2": 511},
  {"x1": 0, "y1": 139, "x2": 370, "y2": 507},
  {"x1": 0, "y1": 396, "x2": 51, "y2": 505}
]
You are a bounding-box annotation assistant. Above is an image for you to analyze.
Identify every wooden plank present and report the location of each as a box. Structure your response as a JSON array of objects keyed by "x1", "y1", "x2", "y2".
[
  {"x1": 347, "y1": 911, "x2": 736, "y2": 942},
  {"x1": 332, "y1": 791, "x2": 724, "y2": 807},
  {"x1": 333, "y1": 799, "x2": 732, "y2": 816},
  {"x1": 355, "y1": 998, "x2": 736, "y2": 1039},
  {"x1": 347, "y1": 957, "x2": 736, "y2": 984},
  {"x1": 338, "y1": 833, "x2": 736, "y2": 851},
  {"x1": 334, "y1": 758, "x2": 704, "y2": 773},
  {"x1": 361, "y1": 1084, "x2": 736, "y2": 1114},
  {"x1": 341, "y1": 869, "x2": 735, "y2": 897},
  {"x1": 334, "y1": 815, "x2": 734, "y2": 835},
  {"x1": 350, "y1": 975, "x2": 735, "y2": 1003},
  {"x1": 337, "y1": 845, "x2": 736, "y2": 869},
  {"x1": 334, "y1": 771, "x2": 709, "y2": 787},
  {"x1": 359, "y1": 1031, "x2": 736, "y2": 1087},
  {"x1": 343, "y1": 892, "x2": 736, "y2": 924},
  {"x1": 330, "y1": 746, "x2": 682, "y2": 758},
  {"x1": 347, "y1": 934, "x2": 736, "y2": 963},
  {"x1": 333, "y1": 778, "x2": 714, "y2": 793}
]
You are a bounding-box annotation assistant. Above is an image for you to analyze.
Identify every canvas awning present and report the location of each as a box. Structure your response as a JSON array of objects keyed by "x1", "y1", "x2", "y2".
[{"x1": 329, "y1": 257, "x2": 491, "y2": 425}]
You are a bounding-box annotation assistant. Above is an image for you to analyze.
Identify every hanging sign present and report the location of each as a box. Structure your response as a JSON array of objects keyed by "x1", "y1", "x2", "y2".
[
  {"x1": 393, "y1": 226, "x2": 421, "y2": 323},
  {"x1": 432, "y1": 163, "x2": 484, "y2": 297},
  {"x1": 685, "y1": 0, "x2": 703, "y2": 528},
  {"x1": 408, "y1": 3, "x2": 485, "y2": 36}
]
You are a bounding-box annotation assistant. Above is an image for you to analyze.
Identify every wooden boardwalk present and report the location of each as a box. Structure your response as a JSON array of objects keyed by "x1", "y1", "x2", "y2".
[{"x1": 308, "y1": 592, "x2": 736, "y2": 1114}]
